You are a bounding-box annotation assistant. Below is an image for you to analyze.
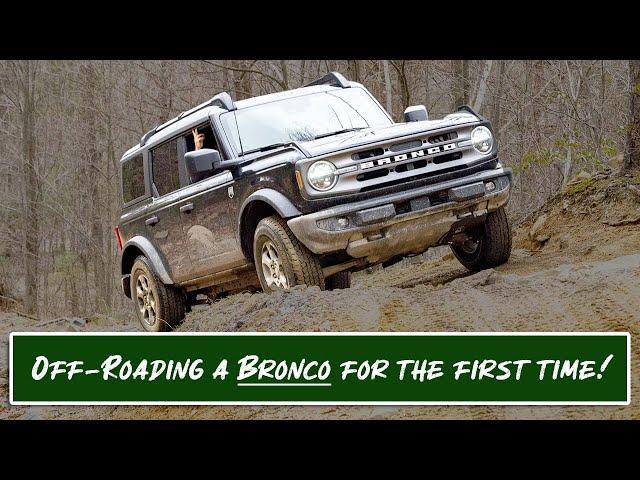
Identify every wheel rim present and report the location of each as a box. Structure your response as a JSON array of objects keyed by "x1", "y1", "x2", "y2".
[
  {"x1": 459, "y1": 238, "x2": 480, "y2": 255},
  {"x1": 135, "y1": 274, "x2": 157, "y2": 326},
  {"x1": 261, "y1": 240, "x2": 289, "y2": 290}
]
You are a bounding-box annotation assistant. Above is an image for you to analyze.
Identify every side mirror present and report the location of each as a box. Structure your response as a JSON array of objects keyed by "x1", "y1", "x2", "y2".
[
  {"x1": 184, "y1": 148, "x2": 222, "y2": 183},
  {"x1": 404, "y1": 105, "x2": 428, "y2": 122}
]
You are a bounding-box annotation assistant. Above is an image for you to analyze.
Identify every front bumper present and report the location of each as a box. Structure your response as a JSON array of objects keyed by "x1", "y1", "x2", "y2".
[{"x1": 287, "y1": 165, "x2": 512, "y2": 262}]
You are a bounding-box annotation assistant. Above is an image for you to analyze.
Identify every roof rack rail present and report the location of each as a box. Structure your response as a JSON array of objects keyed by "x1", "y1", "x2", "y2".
[
  {"x1": 304, "y1": 71, "x2": 350, "y2": 89},
  {"x1": 139, "y1": 92, "x2": 236, "y2": 147},
  {"x1": 140, "y1": 126, "x2": 158, "y2": 147},
  {"x1": 212, "y1": 92, "x2": 236, "y2": 111},
  {"x1": 179, "y1": 92, "x2": 236, "y2": 119}
]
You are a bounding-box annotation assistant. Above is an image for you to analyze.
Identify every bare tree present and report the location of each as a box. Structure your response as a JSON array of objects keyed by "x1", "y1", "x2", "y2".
[
  {"x1": 452, "y1": 60, "x2": 470, "y2": 109},
  {"x1": 625, "y1": 60, "x2": 640, "y2": 170},
  {"x1": 382, "y1": 60, "x2": 393, "y2": 117},
  {"x1": 10, "y1": 61, "x2": 41, "y2": 315},
  {"x1": 390, "y1": 60, "x2": 411, "y2": 111},
  {"x1": 472, "y1": 60, "x2": 493, "y2": 113}
]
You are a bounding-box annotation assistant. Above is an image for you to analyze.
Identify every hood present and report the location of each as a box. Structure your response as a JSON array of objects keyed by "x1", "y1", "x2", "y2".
[{"x1": 298, "y1": 112, "x2": 480, "y2": 157}]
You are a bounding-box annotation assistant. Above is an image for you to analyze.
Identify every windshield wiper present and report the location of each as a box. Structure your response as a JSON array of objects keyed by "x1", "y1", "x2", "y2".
[
  {"x1": 312, "y1": 127, "x2": 365, "y2": 140},
  {"x1": 243, "y1": 128, "x2": 365, "y2": 155},
  {"x1": 243, "y1": 142, "x2": 297, "y2": 155}
]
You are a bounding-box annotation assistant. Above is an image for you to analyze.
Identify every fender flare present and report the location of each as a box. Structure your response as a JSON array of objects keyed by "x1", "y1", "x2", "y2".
[
  {"x1": 240, "y1": 189, "x2": 302, "y2": 220},
  {"x1": 237, "y1": 189, "x2": 302, "y2": 254},
  {"x1": 121, "y1": 236, "x2": 174, "y2": 285}
]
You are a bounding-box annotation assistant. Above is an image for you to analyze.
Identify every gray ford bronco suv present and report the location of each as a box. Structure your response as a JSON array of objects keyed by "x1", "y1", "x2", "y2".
[{"x1": 116, "y1": 72, "x2": 512, "y2": 331}]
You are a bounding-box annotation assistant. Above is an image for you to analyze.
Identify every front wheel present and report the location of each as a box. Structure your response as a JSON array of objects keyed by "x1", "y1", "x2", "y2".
[
  {"x1": 450, "y1": 207, "x2": 512, "y2": 272},
  {"x1": 253, "y1": 216, "x2": 325, "y2": 292}
]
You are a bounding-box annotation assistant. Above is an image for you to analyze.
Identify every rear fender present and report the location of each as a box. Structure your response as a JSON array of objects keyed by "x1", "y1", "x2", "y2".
[{"x1": 121, "y1": 236, "x2": 173, "y2": 285}]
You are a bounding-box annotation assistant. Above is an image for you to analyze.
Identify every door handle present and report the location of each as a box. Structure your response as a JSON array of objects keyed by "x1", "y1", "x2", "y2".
[
  {"x1": 180, "y1": 203, "x2": 194, "y2": 214},
  {"x1": 145, "y1": 216, "x2": 159, "y2": 226}
]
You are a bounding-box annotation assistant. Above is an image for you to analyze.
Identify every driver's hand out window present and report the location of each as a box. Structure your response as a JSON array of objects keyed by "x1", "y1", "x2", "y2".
[{"x1": 192, "y1": 128, "x2": 205, "y2": 150}]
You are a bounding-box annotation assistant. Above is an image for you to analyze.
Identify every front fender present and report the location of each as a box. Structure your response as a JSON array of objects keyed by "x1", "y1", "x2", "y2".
[
  {"x1": 121, "y1": 236, "x2": 174, "y2": 285},
  {"x1": 238, "y1": 188, "x2": 302, "y2": 237}
]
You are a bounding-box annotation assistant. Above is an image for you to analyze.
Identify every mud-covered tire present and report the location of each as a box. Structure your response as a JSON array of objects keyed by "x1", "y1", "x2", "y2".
[
  {"x1": 450, "y1": 207, "x2": 512, "y2": 272},
  {"x1": 325, "y1": 271, "x2": 351, "y2": 290},
  {"x1": 130, "y1": 256, "x2": 186, "y2": 332},
  {"x1": 253, "y1": 215, "x2": 325, "y2": 292}
]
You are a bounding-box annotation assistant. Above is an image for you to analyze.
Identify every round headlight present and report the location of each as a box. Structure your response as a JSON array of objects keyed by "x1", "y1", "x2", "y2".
[
  {"x1": 471, "y1": 126, "x2": 494, "y2": 154},
  {"x1": 307, "y1": 161, "x2": 337, "y2": 191}
]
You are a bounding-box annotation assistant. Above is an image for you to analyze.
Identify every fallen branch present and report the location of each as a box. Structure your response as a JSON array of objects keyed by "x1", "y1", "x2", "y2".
[
  {"x1": 14, "y1": 311, "x2": 39, "y2": 321},
  {"x1": 35, "y1": 317, "x2": 87, "y2": 327},
  {"x1": 33, "y1": 317, "x2": 68, "y2": 327}
]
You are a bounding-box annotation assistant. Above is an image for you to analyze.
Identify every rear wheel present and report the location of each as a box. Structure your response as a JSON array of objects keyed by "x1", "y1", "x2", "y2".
[
  {"x1": 130, "y1": 256, "x2": 186, "y2": 332},
  {"x1": 325, "y1": 271, "x2": 351, "y2": 290},
  {"x1": 253, "y1": 215, "x2": 325, "y2": 292},
  {"x1": 450, "y1": 207, "x2": 512, "y2": 272}
]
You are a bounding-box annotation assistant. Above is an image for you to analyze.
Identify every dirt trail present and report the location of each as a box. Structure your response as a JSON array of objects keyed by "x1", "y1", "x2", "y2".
[{"x1": 2, "y1": 172, "x2": 640, "y2": 420}]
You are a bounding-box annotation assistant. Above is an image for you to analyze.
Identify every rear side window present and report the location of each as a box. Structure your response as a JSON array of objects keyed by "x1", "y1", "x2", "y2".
[
  {"x1": 122, "y1": 155, "x2": 145, "y2": 203},
  {"x1": 151, "y1": 138, "x2": 181, "y2": 196}
]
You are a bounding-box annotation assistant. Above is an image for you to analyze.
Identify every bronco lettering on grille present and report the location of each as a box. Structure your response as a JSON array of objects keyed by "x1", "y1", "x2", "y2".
[{"x1": 359, "y1": 143, "x2": 456, "y2": 170}]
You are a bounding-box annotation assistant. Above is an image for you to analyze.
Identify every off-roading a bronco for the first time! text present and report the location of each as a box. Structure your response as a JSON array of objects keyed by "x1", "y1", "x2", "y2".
[{"x1": 115, "y1": 72, "x2": 513, "y2": 331}]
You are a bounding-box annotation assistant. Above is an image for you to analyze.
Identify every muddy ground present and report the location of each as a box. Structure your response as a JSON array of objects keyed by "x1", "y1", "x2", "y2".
[{"x1": 2, "y1": 172, "x2": 639, "y2": 420}]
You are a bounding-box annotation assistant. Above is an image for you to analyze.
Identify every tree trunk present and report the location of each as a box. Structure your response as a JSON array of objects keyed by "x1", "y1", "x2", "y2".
[
  {"x1": 382, "y1": 60, "x2": 393, "y2": 117},
  {"x1": 392, "y1": 60, "x2": 411, "y2": 111},
  {"x1": 241, "y1": 60, "x2": 253, "y2": 98},
  {"x1": 230, "y1": 60, "x2": 254, "y2": 99},
  {"x1": 222, "y1": 60, "x2": 232, "y2": 98},
  {"x1": 82, "y1": 63, "x2": 109, "y2": 313},
  {"x1": 452, "y1": 60, "x2": 470, "y2": 109},
  {"x1": 562, "y1": 137, "x2": 573, "y2": 188},
  {"x1": 350, "y1": 60, "x2": 360, "y2": 83},
  {"x1": 493, "y1": 60, "x2": 506, "y2": 136},
  {"x1": 279, "y1": 60, "x2": 289, "y2": 91},
  {"x1": 158, "y1": 60, "x2": 173, "y2": 120},
  {"x1": 472, "y1": 60, "x2": 493, "y2": 113},
  {"x1": 423, "y1": 62, "x2": 430, "y2": 113},
  {"x1": 19, "y1": 61, "x2": 40, "y2": 315},
  {"x1": 299, "y1": 59, "x2": 306, "y2": 87},
  {"x1": 103, "y1": 61, "x2": 117, "y2": 311},
  {"x1": 624, "y1": 60, "x2": 640, "y2": 170}
]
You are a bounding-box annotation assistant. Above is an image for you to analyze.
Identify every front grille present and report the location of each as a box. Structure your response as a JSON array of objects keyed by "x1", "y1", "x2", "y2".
[
  {"x1": 433, "y1": 152, "x2": 462, "y2": 164},
  {"x1": 428, "y1": 131, "x2": 458, "y2": 144},
  {"x1": 389, "y1": 139, "x2": 422, "y2": 152},
  {"x1": 356, "y1": 168, "x2": 390, "y2": 182},
  {"x1": 395, "y1": 159, "x2": 428, "y2": 173},
  {"x1": 351, "y1": 148, "x2": 384, "y2": 161},
  {"x1": 359, "y1": 164, "x2": 468, "y2": 193},
  {"x1": 356, "y1": 152, "x2": 462, "y2": 182}
]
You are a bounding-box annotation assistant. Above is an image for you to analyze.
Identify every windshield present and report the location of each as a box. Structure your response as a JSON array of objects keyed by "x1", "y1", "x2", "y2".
[{"x1": 220, "y1": 87, "x2": 392, "y2": 154}]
